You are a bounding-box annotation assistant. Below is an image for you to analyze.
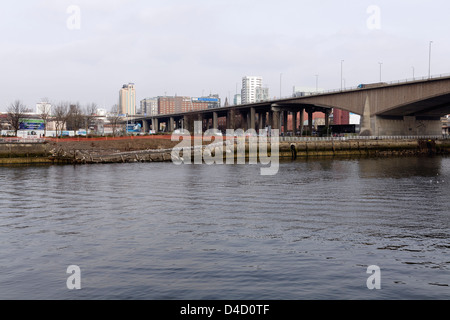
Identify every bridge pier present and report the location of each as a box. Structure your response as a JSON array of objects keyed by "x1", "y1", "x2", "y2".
[
  {"x1": 213, "y1": 112, "x2": 219, "y2": 130},
  {"x1": 152, "y1": 118, "x2": 159, "y2": 133},
  {"x1": 240, "y1": 111, "x2": 248, "y2": 131},
  {"x1": 292, "y1": 111, "x2": 297, "y2": 135},
  {"x1": 182, "y1": 116, "x2": 187, "y2": 130},
  {"x1": 227, "y1": 109, "x2": 236, "y2": 130},
  {"x1": 325, "y1": 109, "x2": 330, "y2": 128},
  {"x1": 169, "y1": 117, "x2": 175, "y2": 132},
  {"x1": 267, "y1": 112, "x2": 273, "y2": 130},
  {"x1": 371, "y1": 115, "x2": 442, "y2": 136},
  {"x1": 258, "y1": 112, "x2": 264, "y2": 131},
  {"x1": 282, "y1": 111, "x2": 288, "y2": 135},
  {"x1": 307, "y1": 110, "x2": 313, "y2": 135},
  {"x1": 299, "y1": 109, "x2": 305, "y2": 136},
  {"x1": 142, "y1": 119, "x2": 149, "y2": 133},
  {"x1": 250, "y1": 107, "x2": 256, "y2": 130},
  {"x1": 196, "y1": 114, "x2": 204, "y2": 134},
  {"x1": 359, "y1": 95, "x2": 443, "y2": 136},
  {"x1": 272, "y1": 110, "x2": 280, "y2": 130}
]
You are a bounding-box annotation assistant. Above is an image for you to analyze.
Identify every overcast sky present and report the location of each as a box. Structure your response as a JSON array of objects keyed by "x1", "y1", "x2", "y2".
[{"x1": 1, "y1": 0, "x2": 449, "y2": 112}]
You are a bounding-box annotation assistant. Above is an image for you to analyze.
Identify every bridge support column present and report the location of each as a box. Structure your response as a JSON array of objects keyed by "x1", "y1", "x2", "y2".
[
  {"x1": 324, "y1": 109, "x2": 331, "y2": 136},
  {"x1": 142, "y1": 119, "x2": 149, "y2": 133},
  {"x1": 325, "y1": 110, "x2": 330, "y2": 128},
  {"x1": 240, "y1": 111, "x2": 248, "y2": 131},
  {"x1": 258, "y1": 112, "x2": 264, "y2": 131},
  {"x1": 183, "y1": 115, "x2": 189, "y2": 131},
  {"x1": 267, "y1": 112, "x2": 273, "y2": 130},
  {"x1": 169, "y1": 117, "x2": 175, "y2": 132},
  {"x1": 299, "y1": 109, "x2": 305, "y2": 136},
  {"x1": 152, "y1": 118, "x2": 159, "y2": 133},
  {"x1": 244, "y1": 112, "x2": 250, "y2": 131},
  {"x1": 250, "y1": 107, "x2": 256, "y2": 130},
  {"x1": 292, "y1": 111, "x2": 297, "y2": 135},
  {"x1": 283, "y1": 111, "x2": 288, "y2": 135},
  {"x1": 307, "y1": 110, "x2": 313, "y2": 136},
  {"x1": 360, "y1": 96, "x2": 373, "y2": 136},
  {"x1": 272, "y1": 110, "x2": 280, "y2": 130},
  {"x1": 227, "y1": 109, "x2": 235, "y2": 130},
  {"x1": 213, "y1": 112, "x2": 219, "y2": 130},
  {"x1": 197, "y1": 114, "x2": 204, "y2": 134}
]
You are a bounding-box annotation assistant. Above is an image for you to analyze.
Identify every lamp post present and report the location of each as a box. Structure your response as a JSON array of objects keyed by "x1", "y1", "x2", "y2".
[
  {"x1": 379, "y1": 62, "x2": 383, "y2": 82},
  {"x1": 280, "y1": 73, "x2": 282, "y2": 98},
  {"x1": 315, "y1": 75, "x2": 319, "y2": 92},
  {"x1": 341, "y1": 60, "x2": 344, "y2": 90},
  {"x1": 428, "y1": 41, "x2": 433, "y2": 79},
  {"x1": 412, "y1": 66, "x2": 415, "y2": 80}
]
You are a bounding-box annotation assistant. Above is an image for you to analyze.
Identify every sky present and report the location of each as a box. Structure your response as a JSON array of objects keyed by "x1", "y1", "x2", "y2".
[{"x1": 1, "y1": 0, "x2": 449, "y2": 112}]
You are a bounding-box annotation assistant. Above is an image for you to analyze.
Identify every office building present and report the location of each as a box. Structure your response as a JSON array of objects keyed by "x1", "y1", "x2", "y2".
[
  {"x1": 158, "y1": 96, "x2": 214, "y2": 115},
  {"x1": 192, "y1": 94, "x2": 221, "y2": 109},
  {"x1": 140, "y1": 98, "x2": 158, "y2": 116},
  {"x1": 332, "y1": 109, "x2": 350, "y2": 125},
  {"x1": 234, "y1": 94, "x2": 242, "y2": 105},
  {"x1": 119, "y1": 83, "x2": 136, "y2": 115}
]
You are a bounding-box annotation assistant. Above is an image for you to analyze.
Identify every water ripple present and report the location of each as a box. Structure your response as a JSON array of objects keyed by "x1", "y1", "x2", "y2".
[{"x1": 0, "y1": 157, "x2": 449, "y2": 299}]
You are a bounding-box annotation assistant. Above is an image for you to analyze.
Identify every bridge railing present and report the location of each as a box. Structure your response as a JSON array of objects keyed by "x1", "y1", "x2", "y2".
[
  {"x1": 279, "y1": 135, "x2": 448, "y2": 142},
  {"x1": 249, "y1": 73, "x2": 450, "y2": 102}
]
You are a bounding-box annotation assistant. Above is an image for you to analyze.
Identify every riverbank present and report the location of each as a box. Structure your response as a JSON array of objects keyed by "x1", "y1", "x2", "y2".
[{"x1": 1, "y1": 137, "x2": 449, "y2": 165}]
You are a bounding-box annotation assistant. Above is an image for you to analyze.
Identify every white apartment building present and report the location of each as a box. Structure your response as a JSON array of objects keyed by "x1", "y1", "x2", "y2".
[
  {"x1": 36, "y1": 102, "x2": 52, "y2": 115},
  {"x1": 241, "y1": 76, "x2": 263, "y2": 104}
]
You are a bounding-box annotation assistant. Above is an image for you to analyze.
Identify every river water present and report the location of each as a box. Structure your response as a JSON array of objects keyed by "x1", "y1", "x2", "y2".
[{"x1": 0, "y1": 156, "x2": 448, "y2": 300}]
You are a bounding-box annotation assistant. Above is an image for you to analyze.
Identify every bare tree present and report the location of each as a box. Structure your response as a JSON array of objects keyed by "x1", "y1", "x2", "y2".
[
  {"x1": 107, "y1": 104, "x2": 122, "y2": 137},
  {"x1": 66, "y1": 103, "x2": 84, "y2": 131},
  {"x1": 6, "y1": 100, "x2": 31, "y2": 137},
  {"x1": 39, "y1": 98, "x2": 52, "y2": 137},
  {"x1": 84, "y1": 103, "x2": 97, "y2": 138},
  {"x1": 53, "y1": 102, "x2": 69, "y2": 138}
]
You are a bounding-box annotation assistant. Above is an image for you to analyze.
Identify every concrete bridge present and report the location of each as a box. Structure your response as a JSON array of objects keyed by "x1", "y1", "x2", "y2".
[{"x1": 134, "y1": 74, "x2": 450, "y2": 136}]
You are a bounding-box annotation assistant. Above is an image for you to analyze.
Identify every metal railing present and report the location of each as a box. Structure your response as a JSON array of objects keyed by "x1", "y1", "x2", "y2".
[
  {"x1": 234, "y1": 73, "x2": 450, "y2": 103},
  {"x1": 279, "y1": 135, "x2": 448, "y2": 142}
]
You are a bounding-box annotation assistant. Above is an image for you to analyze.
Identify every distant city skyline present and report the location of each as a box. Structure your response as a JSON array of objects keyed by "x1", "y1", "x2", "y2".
[{"x1": 1, "y1": 1, "x2": 450, "y2": 112}]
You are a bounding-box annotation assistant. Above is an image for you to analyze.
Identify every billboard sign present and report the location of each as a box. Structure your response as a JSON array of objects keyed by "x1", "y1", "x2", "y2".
[
  {"x1": 127, "y1": 123, "x2": 142, "y2": 133},
  {"x1": 76, "y1": 130, "x2": 87, "y2": 136},
  {"x1": 19, "y1": 119, "x2": 45, "y2": 130},
  {"x1": 192, "y1": 98, "x2": 219, "y2": 102}
]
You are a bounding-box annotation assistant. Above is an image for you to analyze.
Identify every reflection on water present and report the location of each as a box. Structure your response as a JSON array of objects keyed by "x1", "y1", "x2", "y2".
[{"x1": 0, "y1": 156, "x2": 448, "y2": 300}]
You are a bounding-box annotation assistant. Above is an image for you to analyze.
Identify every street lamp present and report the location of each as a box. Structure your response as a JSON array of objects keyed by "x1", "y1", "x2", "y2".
[
  {"x1": 315, "y1": 75, "x2": 319, "y2": 92},
  {"x1": 341, "y1": 60, "x2": 344, "y2": 90},
  {"x1": 428, "y1": 41, "x2": 433, "y2": 79},
  {"x1": 379, "y1": 62, "x2": 383, "y2": 82},
  {"x1": 412, "y1": 66, "x2": 415, "y2": 80},
  {"x1": 280, "y1": 73, "x2": 282, "y2": 98}
]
